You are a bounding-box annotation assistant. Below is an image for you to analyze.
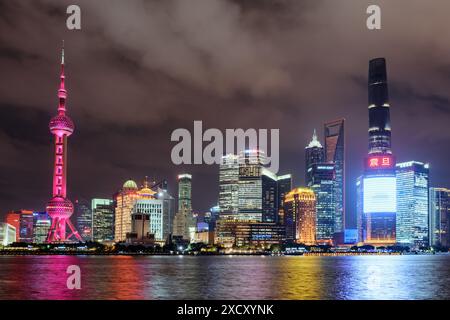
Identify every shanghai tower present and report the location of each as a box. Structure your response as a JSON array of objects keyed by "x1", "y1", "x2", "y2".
[
  {"x1": 368, "y1": 58, "x2": 392, "y2": 155},
  {"x1": 46, "y1": 44, "x2": 82, "y2": 242},
  {"x1": 356, "y1": 57, "x2": 396, "y2": 246}
]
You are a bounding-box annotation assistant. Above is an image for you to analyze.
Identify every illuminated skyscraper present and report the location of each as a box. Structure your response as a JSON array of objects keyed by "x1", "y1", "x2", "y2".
[
  {"x1": 276, "y1": 174, "x2": 292, "y2": 225},
  {"x1": 237, "y1": 150, "x2": 265, "y2": 221},
  {"x1": 368, "y1": 58, "x2": 392, "y2": 155},
  {"x1": 261, "y1": 168, "x2": 278, "y2": 223},
  {"x1": 308, "y1": 164, "x2": 335, "y2": 244},
  {"x1": 396, "y1": 161, "x2": 429, "y2": 248},
  {"x1": 305, "y1": 129, "x2": 324, "y2": 186},
  {"x1": 173, "y1": 174, "x2": 195, "y2": 240},
  {"x1": 324, "y1": 119, "x2": 345, "y2": 240},
  {"x1": 75, "y1": 199, "x2": 93, "y2": 242},
  {"x1": 5, "y1": 211, "x2": 20, "y2": 242},
  {"x1": 0, "y1": 223, "x2": 16, "y2": 246},
  {"x1": 114, "y1": 180, "x2": 140, "y2": 242},
  {"x1": 219, "y1": 154, "x2": 239, "y2": 218},
  {"x1": 92, "y1": 199, "x2": 115, "y2": 242},
  {"x1": 33, "y1": 212, "x2": 51, "y2": 244},
  {"x1": 284, "y1": 188, "x2": 316, "y2": 245},
  {"x1": 155, "y1": 187, "x2": 176, "y2": 241},
  {"x1": 357, "y1": 58, "x2": 396, "y2": 246},
  {"x1": 46, "y1": 45, "x2": 81, "y2": 242},
  {"x1": 429, "y1": 188, "x2": 450, "y2": 247}
]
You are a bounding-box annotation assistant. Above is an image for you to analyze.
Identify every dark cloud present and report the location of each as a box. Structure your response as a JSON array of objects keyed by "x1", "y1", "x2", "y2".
[{"x1": 1, "y1": 0, "x2": 450, "y2": 227}]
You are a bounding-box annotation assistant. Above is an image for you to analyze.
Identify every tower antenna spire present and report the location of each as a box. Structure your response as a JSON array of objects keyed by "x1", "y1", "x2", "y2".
[
  {"x1": 61, "y1": 40, "x2": 65, "y2": 65},
  {"x1": 46, "y1": 43, "x2": 81, "y2": 243}
]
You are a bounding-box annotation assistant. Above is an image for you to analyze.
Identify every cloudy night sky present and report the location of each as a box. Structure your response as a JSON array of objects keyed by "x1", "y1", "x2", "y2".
[{"x1": 0, "y1": 0, "x2": 449, "y2": 227}]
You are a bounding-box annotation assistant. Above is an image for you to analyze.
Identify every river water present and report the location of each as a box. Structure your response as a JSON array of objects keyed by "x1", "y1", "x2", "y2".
[{"x1": 1, "y1": 255, "x2": 449, "y2": 300}]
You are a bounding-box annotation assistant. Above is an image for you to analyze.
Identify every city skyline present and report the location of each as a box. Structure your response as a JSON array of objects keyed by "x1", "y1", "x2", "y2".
[{"x1": 1, "y1": 1, "x2": 450, "y2": 231}]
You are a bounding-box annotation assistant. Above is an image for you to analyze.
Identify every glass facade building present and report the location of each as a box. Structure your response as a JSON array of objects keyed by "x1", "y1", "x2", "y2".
[
  {"x1": 429, "y1": 188, "x2": 450, "y2": 247},
  {"x1": 155, "y1": 188, "x2": 176, "y2": 241},
  {"x1": 33, "y1": 212, "x2": 51, "y2": 244},
  {"x1": 219, "y1": 154, "x2": 239, "y2": 218},
  {"x1": 0, "y1": 223, "x2": 16, "y2": 246},
  {"x1": 324, "y1": 119, "x2": 345, "y2": 238},
  {"x1": 284, "y1": 188, "x2": 316, "y2": 245},
  {"x1": 237, "y1": 150, "x2": 265, "y2": 221},
  {"x1": 396, "y1": 161, "x2": 429, "y2": 248},
  {"x1": 277, "y1": 174, "x2": 292, "y2": 225},
  {"x1": 92, "y1": 198, "x2": 115, "y2": 242},
  {"x1": 75, "y1": 199, "x2": 93, "y2": 242},
  {"x1": 308, "y1": 163, "x2": 335, "y2": 244},
  {"x1": 358, "y1": 58, "x2": 397, "y2": 246},
  {"x1": 305, "y1": 129, "x2": 324, "y2": 186},
  {"x1": 173, "y1": 174, "x2": 195, "y2": 240}
]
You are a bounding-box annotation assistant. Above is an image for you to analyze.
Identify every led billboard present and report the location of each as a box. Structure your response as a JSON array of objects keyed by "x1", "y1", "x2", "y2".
[{"x1": 363, "y1": 176, "x2": 396, "y2": 213}]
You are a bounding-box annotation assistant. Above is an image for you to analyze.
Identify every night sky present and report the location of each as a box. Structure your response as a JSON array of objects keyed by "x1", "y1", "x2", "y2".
[{"x1": 1, "y1": 0, "x2": 449, "y2": 228}]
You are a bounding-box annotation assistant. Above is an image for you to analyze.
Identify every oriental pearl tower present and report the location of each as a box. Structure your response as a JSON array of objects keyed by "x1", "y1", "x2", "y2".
[{"x1": 46, "y1": 43, "x2": 82, "y2": 242}]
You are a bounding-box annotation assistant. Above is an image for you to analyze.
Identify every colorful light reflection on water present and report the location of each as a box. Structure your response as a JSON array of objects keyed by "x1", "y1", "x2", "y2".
[{"x1": 1, "y1": 255, "x2": 450, "y2": 300}]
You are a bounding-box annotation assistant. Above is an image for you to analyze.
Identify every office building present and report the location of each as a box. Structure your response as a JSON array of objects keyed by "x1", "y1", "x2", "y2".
[
  {"x1": 277, "y1": 174, "x2": 292, "y2": 225},
  {"x1": 75, "y1": 199, "x2": 92, "y2": 242},
  {"x1": 237, "y1": 150, "x2": 265, "y2": 221},
  {"x1": 305, "y1": 129, "x2": 325, "y2": 186},
  {"x1": 6, "y1": 210, "x2": 34, "y2": 243},
  {"x1": 308, "y1": 163, "x2": 335, "y2": 244},
  {"x1": 284, "y1": 188, "x2": 316, "y2": 245},
  {"x1": 0, "y1": 223, "x2": 16, "y2": 246},
  {"x1": 92, "y1": 199, "x2": 115, "y2": 242},
  {"x1": 114, "y1": 180, "x2": 140, "y2": 242},
  {"x1": 173, "y1": 174, "x2": 195, "y2": 240},
  {"x1": 155, "y1": 187, "x2": 176, "y2": 241},
  {"x1": 219, "y1": 154, "x2": 239, "y2": 219},
  {"x1": 33, "y1": 212, "x2": 51, "y2": 244},
  {"x1": 429, "y1": 188, "x2": 450, "y2": 247},
  {"x1": 5, "y1": 211, "x2": 20, "y2": 242},
  {"x1": 324, "y1": 119, "x2": 345, "y2": 239},
  {"x1": 396, "y1": 161, "x2": 429, "y2": 248}
]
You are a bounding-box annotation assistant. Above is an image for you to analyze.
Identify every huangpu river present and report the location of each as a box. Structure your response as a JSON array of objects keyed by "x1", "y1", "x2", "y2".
[{"x1": 1, "y1": 254, "x2": 450, "y2": 300}]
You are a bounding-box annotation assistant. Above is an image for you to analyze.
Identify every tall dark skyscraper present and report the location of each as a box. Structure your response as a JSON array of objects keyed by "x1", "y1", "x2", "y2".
[
  {"x1": 368, "y1": 58, "x2": 392, "y2": 155},
  {"x1": 276, "y1": 174, "x2": 292, "y2": 225},
  {"x1": 308, "y1": 163, "x2": 336, "y2": 244},
  {"x1": 357, "y1": 58, "x2": 397, "y2": 245},
  {"x1": 324, "y1": 119, "x2": 345, "y2": 241},
  {"x1": 75, "y1": 199, "x2": 93, "y2": 242},
  {"x1": 305, "y1": 129, "x2": 324, "y2": 186}
]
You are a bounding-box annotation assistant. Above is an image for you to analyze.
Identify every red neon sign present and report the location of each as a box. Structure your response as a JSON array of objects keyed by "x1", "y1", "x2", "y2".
[{"x1": 367, "y1": 155, "x2": 394, "y2": 169}]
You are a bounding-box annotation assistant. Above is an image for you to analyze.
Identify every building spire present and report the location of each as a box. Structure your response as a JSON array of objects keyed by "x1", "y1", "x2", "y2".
[
  {"x1": 61, "y1": 40, "x2": 65, "y2": 65},
  {"x1": 307, "y1": 128, "x2": 322, "y2": 148},
  {"x1": 58, "y1": 40, "x2": 67, "y2": 114}
]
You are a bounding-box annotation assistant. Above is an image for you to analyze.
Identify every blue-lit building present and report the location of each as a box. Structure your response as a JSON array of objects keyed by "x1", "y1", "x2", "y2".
[
  {"x1": 33, "y1": 212, "x2": 51, "y2": 244},
  {"x1": 307, "y1": 163, "x2": 335, "y2": 244},
  {"x1": 344, "y1": 229, "x2": 358, "y2": 244},
  {"x1": 324, "y1": 119, "x2": 345, "y2": 241},
  {"x1": 357, "y1": 58, "x2": 397, "y2": 246},
  {"x1": 396, "y1": 161, "x2": 430, "y2": 248},
  {"x1": 75, "y1": 199, "x2": 93, "y2": 242},
  {"x1": 429, "y1": 187, "x2": 450, "y2": 248}
]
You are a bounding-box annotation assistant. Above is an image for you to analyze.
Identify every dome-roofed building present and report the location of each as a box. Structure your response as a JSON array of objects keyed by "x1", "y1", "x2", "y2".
[{"x1": 123, "y1": 180, "x2": 138, "y2": 191}]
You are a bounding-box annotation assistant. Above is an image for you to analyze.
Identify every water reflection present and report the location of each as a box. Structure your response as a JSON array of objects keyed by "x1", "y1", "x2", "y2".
[{"x1": 1, "y1": 255, "x2": 450, "y2": 300}]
